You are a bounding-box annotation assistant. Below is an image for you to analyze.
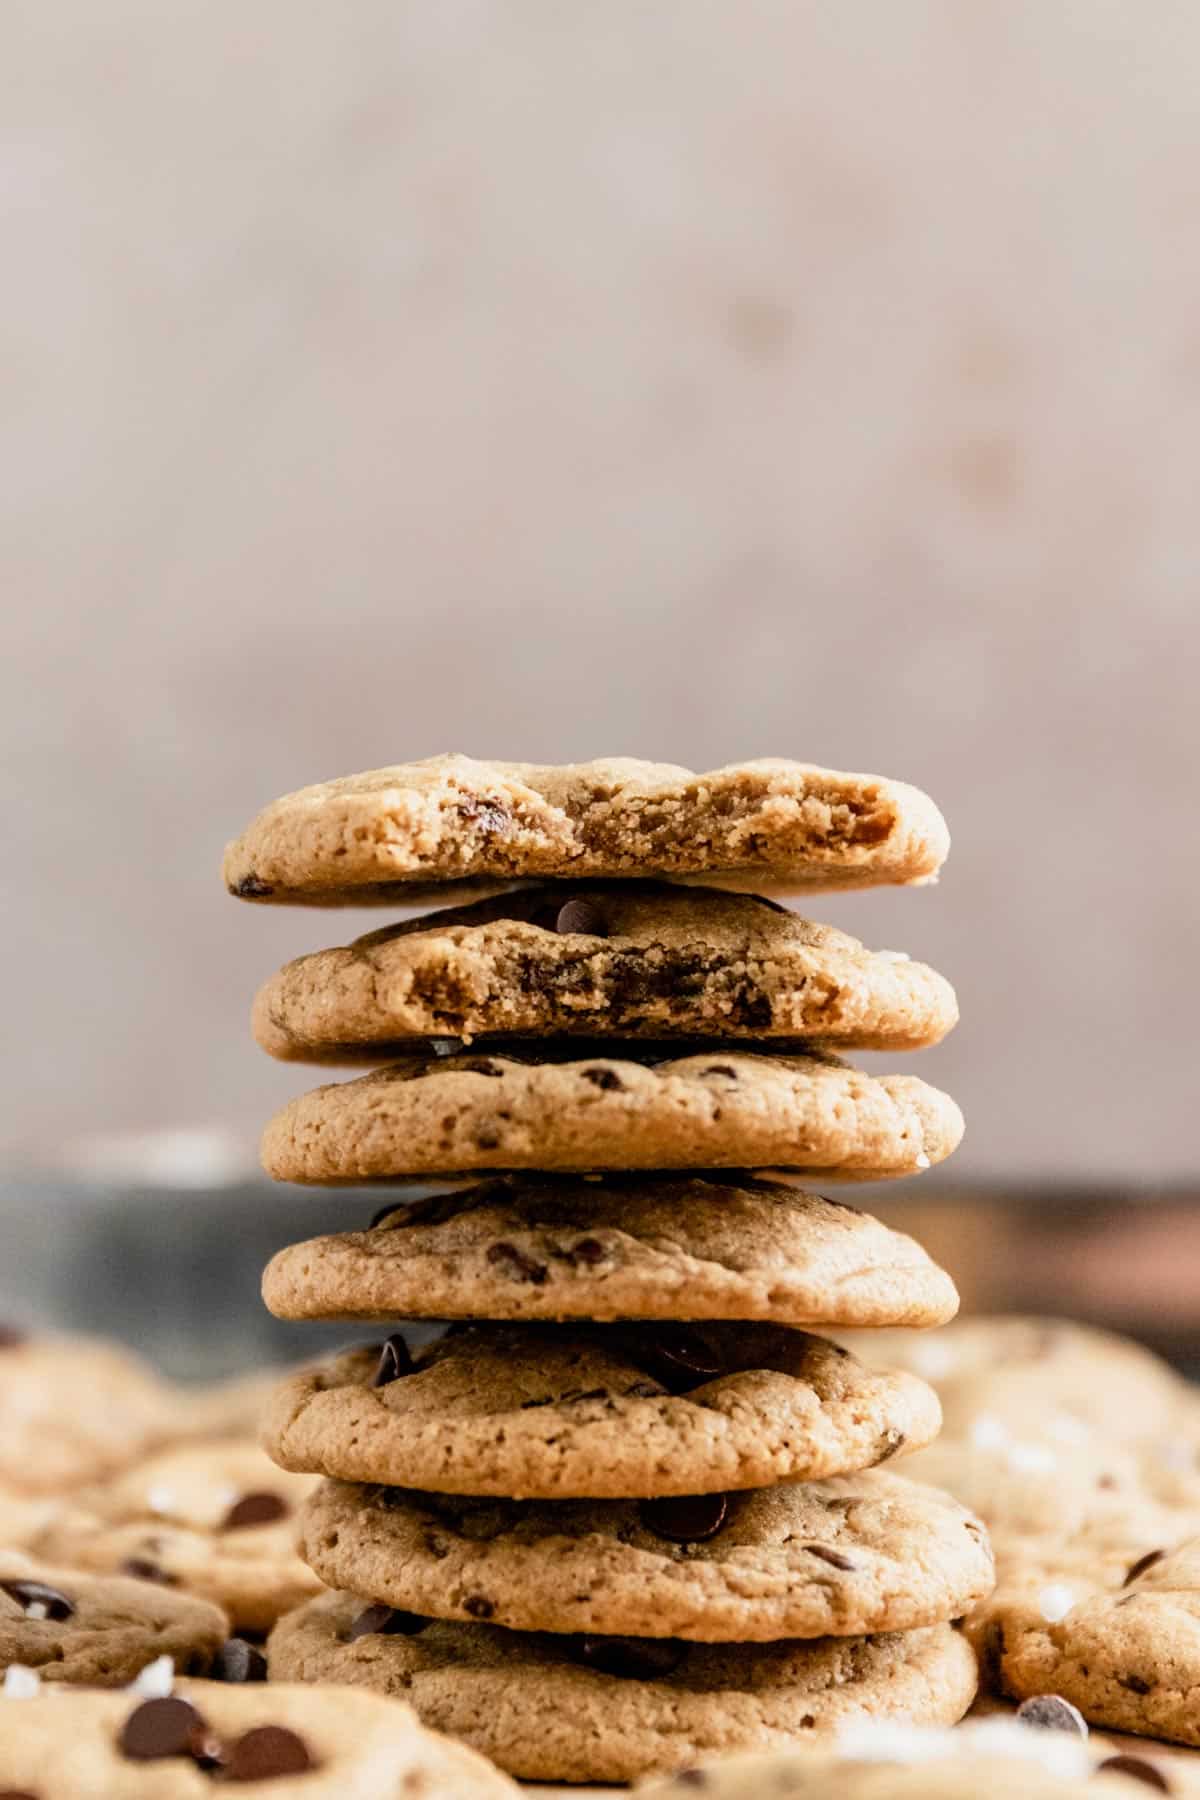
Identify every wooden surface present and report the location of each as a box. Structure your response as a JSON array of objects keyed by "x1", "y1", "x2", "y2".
[{"x1": 522, "y1": 1701, "x2": 1200, "y2": 1793}]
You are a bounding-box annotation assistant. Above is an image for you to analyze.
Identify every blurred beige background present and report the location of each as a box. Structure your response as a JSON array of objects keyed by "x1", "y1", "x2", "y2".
[{"x1": 3, "y1": 2, "x2": 1198, "y2": 1180}]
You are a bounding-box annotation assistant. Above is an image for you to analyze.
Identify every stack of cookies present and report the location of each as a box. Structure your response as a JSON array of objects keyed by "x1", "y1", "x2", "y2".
[{"x1": 224, "y1": 755, "x2": 993, "y2": 1784}]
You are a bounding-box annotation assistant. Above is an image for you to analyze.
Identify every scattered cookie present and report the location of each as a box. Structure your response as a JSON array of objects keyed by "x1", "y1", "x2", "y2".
[
  {"x1": 976, "y1": 1536, "x2": 1200, "y2": 1746},
  {"x1": 262, "y1": 1175, "x2": 959, "y2": 1329},
  {"x1": 261, "y1": 1325, "x2": 940, "y2": 1499},
  {"x1": 298, "y1": 1467, "x2": 992, "y2": 1640},
  {"x1": 0, "y1": 1550, "x2": 227, "y2": 1684},
  {"x1": 223, "y1": 755, "x2": 950, "y2": 903},
  {"x1": 0, "y1": 1328, "x2": 171, "y2": 1495},
  {"x1": 0, "y1": 1678, "x2": 519, "y2": 1796},
  {"x1": 638, "y1": 1717, "x2": 1168, "y2": 1797},
  {"x1": 270, "y1": 1593, "x2": 977, "y2": 1783},
  {"x1": 260, "y1": 1048, "x2": 963, "y2": 1182},
  {"x1": 34, "y1": 1441, "x2": 321, "y2": 1632},
  {"x1": 251, "y1": 883, "x2": 957, "y2": 1058}
]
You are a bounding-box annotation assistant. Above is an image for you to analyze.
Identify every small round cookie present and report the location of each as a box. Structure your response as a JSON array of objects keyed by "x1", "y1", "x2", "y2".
[
  {"x1": 262, "y1": 1176, "x2": 959, "y2": 1329},
  {"x1": 0, "y1": 1679, "x2": 519, "y2": 1798},
  {"x1": 0, "y1": 1549, "x2": 227, "y2": 1684},
  {"x1": 252, "y1": 883, "x2": 957, "y2": 1059},
  {"x1": 34, "y1": 1442, "x2": 321, "y2": 1632},
  {"x1": 269, "y1": 1595, "x2": 978, "y2": 1783},
  {"x1": 839, "y1": 1317, "x2": 1184, "y2": 1446},
  {"x1": 977, "y1": 1535, "x2": 1200, "y2": 1746},
  {"x1": 298, "y1": 1468, "x2": 993, "y2": 1640},
  {"x1": 261, "y1": 1325, "x2": 941, "y2": 1499},
  {"x1": 223, "y1": 755, "x2": 950, "y2": 903},
  {"x1": 260, "y1": 1048, "x2": 963, "y2": 1183},
  {"x1": 0, "y1": 1327, "x2": 171, "y2": 1495},
  {"x1": 639, "y1": 1720, "x2": 1165, "y2": 1798}
]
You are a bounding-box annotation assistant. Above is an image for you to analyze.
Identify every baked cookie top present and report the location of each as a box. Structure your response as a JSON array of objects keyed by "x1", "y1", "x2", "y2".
[
  {"x1": 223, "y1": 755, "x2": 949, "y2": 902},
  {"x1": 268, "y1": 1596, "x2": 977, "y2": 1784},
  {"x1": 260, "y1": 1047, "x2": 964, "y2": 1183},
  {"x1": 297, "y1": 1467, "x2": 993, "y2": 1641},
  {"x1": 0, "y1": 1678, "x2": 518, "y2": 1797},
  {"x1": 252, "y1": 883, "x2": 957, "y2": 1058},
  {"x1": 34, "y1": 1441, "x2": 320, "y2": 1633},
  {"x1": 260, "y1": 1325, "x2": 941, "y2": 1499},
  {"x1": 262, "y1": 1175, "x2": 959, "y2": 1329},
  {"x1": 0, "y1": 1549, "x2": 227, "y2": 1685}
]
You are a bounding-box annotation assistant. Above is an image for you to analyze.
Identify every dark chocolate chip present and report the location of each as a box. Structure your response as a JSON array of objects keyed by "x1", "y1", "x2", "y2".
[
  {"x1": 875, "y1": 1429, "x2": 906, "y2": 1461},
  {"x1": 1096, "y1": 1754, "x2": 1171, "y2": 1792},
  {"x1": 463, "y1": 1594, "x2": 495, "y2": 1619},
  {"x1": 567, "y1": 1237, "x2": 607, "y2": 1266},
  {"x1": 804, "y1": 1545, "x2": 858, "y2": 1572},
  {"x1": 231, "y1": 875, "x2": 274, "y2": 898},
  {"x1": 633, "y1": 1327, "x2": 724, "y2": 1393},
  {"x1": 1120, "y1": 1674, "x2": 1153, "y2": 1694},
  {"x1": 554, "y1": 898, "x2": 608, "y2": 937},
  {"x1": 1015, "y1": 1693, "x2": 1088, "y2": 1736},
  {"x1": 372, "y1": 1334, "x2": 415, "y2": 1387},
  {"x1": 486, "y1": 1241, "x2": 548, "y2": 1285},
  {"x1": 221, "y1": 1492, "x2": 289, "y2": 1531},
  {"x1": 224, "y1": 1725, "x2": 314, "y2": 1782},
  {"x1": 639, "y1": 1493, "x2": 729, "y2": 1543},
  {"x1": 119, "y1": 1696, "x2": 207, "y2": 1761},
  {"x1": 576, "y1": 1635, "x2": 684, "y2": 1680},
  {"x1": 702, "y1": 1064, "x2": 738, "y2": 1080},
  {"x1": 0, "y1": 1326, "x2": 27, "y2": 1350},
  {"x1": 0, "y1": 1579, "x2": 74, "y2": 1621},
  {"x1": 210, "y1": 1637, "x2": 268, "y2": 1683},
  {"x1": 347, "y1": 1603, "x2": 428, "y2": 1641},
  {"x1": 1124, "y1": 1548, "x2": 1166, "y2": 1585},
  {"x1": 581, "y1": 1067, "x2": 625, "y2": 1091},
  {"x1": 120, "y1": 1558, "x2": 177, "y2": 1586}
]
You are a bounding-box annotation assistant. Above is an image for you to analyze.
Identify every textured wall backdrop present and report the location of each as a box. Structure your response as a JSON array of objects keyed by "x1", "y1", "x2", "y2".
[{"x1": 3, "y1": 2, "x2": 1198, "y2": 1178}]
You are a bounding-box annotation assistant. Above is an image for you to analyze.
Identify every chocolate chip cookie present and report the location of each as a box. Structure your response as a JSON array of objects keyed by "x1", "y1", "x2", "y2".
[
  {"x1": 223, "y1": 755, "x2": 950, "y2": 903},
  {"x1": 252, "y1": 883, "x2": 957, "y2": 1058},
  {"x1": 0, "y1": 1679, "x2": 519, "y2": 1796},
  {"x1": 0, "y1": 1327, "x2": 171, "y2": 1495},
  {"x1": 0, "y1": 1550, "x2": 227, "y2": 1684},
  {"x1": 260, "y1": 1325, "x2": 940, "y2": 1498},
  {"x1": 268, "y1": 1595, "x2": 977, "y2": 1782},
  {"x1": 260, "y1": 1048, "x2": 963, "y2": 1182},
  {"x1": 261, "y1": 1176, "x2": 959, "y2": 1329},
  {"x1": 34, "y1": 1442, "x2": 321, "y2": 1632},
  {"x1": 297, "y1": 1468, "x2": 992, "y2": 1640}
]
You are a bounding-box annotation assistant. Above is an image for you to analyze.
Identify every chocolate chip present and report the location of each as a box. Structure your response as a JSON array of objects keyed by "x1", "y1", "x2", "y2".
[
  {"x1": 456, "y1": 796, "x2": 511, "y2": 836},
  {"x1": 576, "y1": 1636, "x2": 684, "y2": 1680},
  {"x1": 875, "y1": 1428, "x2": 906, "y2": 1461},
  {"x1": 224, "y1": 1725, "x2": 314, "y2": 1782},
  {"x1": 805, "y1": 1545, "x2": 858, "y2": 1572},
  {"x1": 120, "y1": 1558, "x2": 177, "y2": 1586},
  {"x1": 0, "y1": 1325, "x2": 27, "y2": 1350},
  {"x1": 581, "y1": 1067, "x2": 624, "y2": 1091},
  {"x1": 567, "y1": 1237, "x2": 607, "y2": 1266},
  {"x1": 221, "y1": 1492, "x2": 289, "y2": 1531},
  {"x1": 486, "y1": 1241, "x2": 548, "y2": 1285},
  {"x1": 210, "y1": 1637, "x2": 268, "y2": 1683},
  {"x1": 1015, "y1": 1693, "x2": 1088, "y2": 1736},
  {"x1": 1120, "y1": 1674, "x2": 1153, "y2": 1694},
  {"x1": 463, "y1": 1594, "x2": 495, "y2": 1618},
  {"x1": 372, "y1": 1334, "x2": 414, "y2": 1387},
  {"x1": 633, "y1": 1327, "x2": 724, "y2": 1393},
  {"x1": 0, "y1": 1579, "x2": 74, "y2": 1621},
  {"x1": 231, "y1": 874, "x2": 274, "y2": 898},
  {"x1": 554, "y1": 898, "x2": 608, "y2": 937},
  {"x1": 702, "y1": 1064, "x2": 738, "y2": 1080},
  {"x1": 639, "y1": 1493, "x2": 729, "y2": 1543},
  {"x1": 1124, "y1": 1548, "x2": 1166, "y2": 1585},
  {"x1": 1096, "y1": 1755, "x2": 1171, "y2": 1792},
  {"x1": 119, "y1": 1696, "x2": 207, "y2": 1761},
  {"x1": 457, "y1": 1057, "x2": 505, "y2": 1077},
  {"x1": 347, "y1": 1603, "x2": 428, "y2": 1640}
]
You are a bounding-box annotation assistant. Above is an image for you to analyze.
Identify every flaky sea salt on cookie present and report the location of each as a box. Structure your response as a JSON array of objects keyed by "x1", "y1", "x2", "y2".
[{"x1": 224, "y1": 754, "x2": 949, "y2": 902}]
